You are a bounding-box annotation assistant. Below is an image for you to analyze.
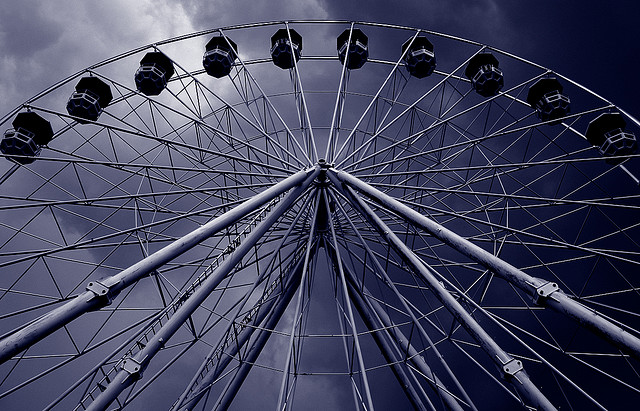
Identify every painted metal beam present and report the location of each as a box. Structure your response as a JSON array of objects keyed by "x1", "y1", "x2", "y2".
[
  {"x1": 209, "y1": 249, "x2": 312, "y2": 411},
  {"x1": 0, "y1": 168, "x2": 317, "y2": 365},
  {"x1": 344, "y1": 272, "x2": 460, "y2": 411},
  {"x1": 336, "y1": 179, "x2": 556, "y2": 410},
  {"x1": 177, "y1": 247, "x2": 309, "y2": 410},
  {"x1": 324, "y1": 241, "x2": 448, "y2": 411},
  {"x1": 331, "y1": 169, "x2": 640, "y2": 360},
  {"x1": 173, "y1": 193, "x2": 315, "y2": 410},
  {"x1": 328, "y1": 187, "x2": 477, "y2": 411},
  {"x1": 275, "y1": 192, "x2": 321, "y2": 410},
  {"x1": 323, "y1": 187, "x2": 376, "y2": 411},
  {"x1": 84, "y1": 169, "x2": 316, "y2": 410}
]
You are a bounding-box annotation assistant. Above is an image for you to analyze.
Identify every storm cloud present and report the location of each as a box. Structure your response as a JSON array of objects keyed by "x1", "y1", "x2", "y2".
[
  {"x1": 1, "y1": 1, "x2": 637, "y2": 116},
  {"x1": 0, "y1": 1, "x2": 638, "y2": 410}
]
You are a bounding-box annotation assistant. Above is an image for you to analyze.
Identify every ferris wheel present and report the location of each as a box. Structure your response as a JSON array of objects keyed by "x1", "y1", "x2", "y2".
[{"x1": 0, "y1": 20, "x2": 639, "y2": 410}]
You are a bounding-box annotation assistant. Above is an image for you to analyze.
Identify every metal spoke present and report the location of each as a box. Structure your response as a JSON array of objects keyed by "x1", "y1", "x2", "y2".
[{"x1": 1, "y1": 19, "x2": 638, "y2": 410}]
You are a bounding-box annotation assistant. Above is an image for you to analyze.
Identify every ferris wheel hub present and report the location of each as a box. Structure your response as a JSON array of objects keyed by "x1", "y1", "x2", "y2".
[{"x1": 0, "y1": 20, "x2": 638, "y2": 411}]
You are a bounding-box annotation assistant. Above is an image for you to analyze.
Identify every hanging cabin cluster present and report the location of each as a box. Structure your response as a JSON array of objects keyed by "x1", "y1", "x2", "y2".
[{"x1": 1, "y1": 26, "x2": 636, "y2": 165}]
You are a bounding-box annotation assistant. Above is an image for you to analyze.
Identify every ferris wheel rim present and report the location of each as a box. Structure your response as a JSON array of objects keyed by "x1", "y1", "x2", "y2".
[{"x1": 0, "y1": 19, "x2": 638, "y2": 410}]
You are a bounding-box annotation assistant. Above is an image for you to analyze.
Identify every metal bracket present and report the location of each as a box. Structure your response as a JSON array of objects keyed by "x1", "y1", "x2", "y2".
[
  {"x1": 533, "y1": 282, "x2": 559, "y2": 305},
  {"x1": 121, "y1": 357, "x2": 143, "y2": 378},
  {"x1": 86, "y1": 280, "x2": 114, "y2": 305},
  {"x1": 501, "y1": 358, "x2": 523, "y2": 380}
]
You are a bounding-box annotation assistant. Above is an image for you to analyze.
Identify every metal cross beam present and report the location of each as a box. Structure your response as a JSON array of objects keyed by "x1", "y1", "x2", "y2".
[
  {"x1": 331, "y1": 168, "x2": 640, "y2": 360},
  {"x1": 335, "y1": 177, "x2": 556, "y2": 410},
  {"x1": 177, "y1": 246, "x2": 311, "y2": 410},
  {"x1": 324, "y1": 240, "x2": 462, "y2": 411},
  {"x1": 85, "y1": 168, "x2": 317, "y2": 410},
  {"x1": 0, "y1": 168, "x2": 318, "y2": 366},
  {"x1": 327, "y1": 187, "x2": 477, "y2": 411},
  {"x1": 173, "y1": 193, "x2": 317, "y2": 410},
  {"x1": 211, "y1": 242, "x2": 321, "y2": 410}
]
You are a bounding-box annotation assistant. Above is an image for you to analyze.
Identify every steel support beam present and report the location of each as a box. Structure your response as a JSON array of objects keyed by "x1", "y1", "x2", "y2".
[
  {"x1": 173, "y1": 194, "x2": 315, "y2": 410},
  {"x1": 276, "y1": 192, "x2": 321, "y2": 410},
  {"x1": 0, "y1": 168, "x2": 317, "y2": 365},
  {"x1": 336, "y1": 179, "x2": 556, "y2": 410},
  {"x1": 177, "y1": 249, "x2": 309, "y2": 410},
  {"x1": 286, "y1": 22, "x2": 319, "y2": 162},
  {"x1": 344, "y1": 273, "x2": 459, "y2": 411},
  {"x1": 324, "y1": 22, "x2": 353, "y2": 162},
  {"x1": 324, "y1": 237, "x2": 464, "y2": 411},
  {"x1": 325, "y1": 240, "x2": 449, "y2": 411},
  {"x1": 210, "y1": 252, "x2": 310, "y2": 411},
  {"x1": 328, "y1": 188, "x2": 477, "y2": 411},
  {"x1": 331, "y1": 169, "x2": 640, "y2": 359},
  {"x1": 323, "y1": 187, "x2": 376, "y2": 411},
  {"x1": 84, "y1": 169, "x2": 316, "y2": 411}
]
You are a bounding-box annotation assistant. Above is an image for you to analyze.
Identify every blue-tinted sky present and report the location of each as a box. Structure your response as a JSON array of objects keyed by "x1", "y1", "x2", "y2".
[
  {"x1": 0, "y1": 0, "x2": 638, "y2": 118},
  {"x1": 0, "y1": 1, "x2": 638, "y2": 409}
]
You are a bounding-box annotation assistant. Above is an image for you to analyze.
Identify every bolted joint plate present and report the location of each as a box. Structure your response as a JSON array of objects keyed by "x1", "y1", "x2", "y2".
[
  {"x1": 501, "y1": 358, "x2": 523, "y2": 381},
  {"x1": 121, "y1": 357, "x2": 144, "y2": 379},
  {"x1": 86, "y1": 280, "x2": 114, "y2": 305},
  {"x1": 533, "y1": 281, "x2": 559, "y2": 305}
]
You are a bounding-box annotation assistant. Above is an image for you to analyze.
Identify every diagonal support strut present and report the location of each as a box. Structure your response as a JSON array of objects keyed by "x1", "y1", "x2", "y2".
[
  {"x1": 0, "y1": 167, "x2": 318, "y2": 365},
  {"x1": 324, "y1": 240, "x2": 463, "y2": 411},
  {"x1": 330, "y1": 168, "x2": 640, "y2": 360},
  {"x1": 333, "y1": 175, "x2": 556, "y2": 410},
  {"x1": 84, "y1": 167, "x2": 318, "y2": 410}
]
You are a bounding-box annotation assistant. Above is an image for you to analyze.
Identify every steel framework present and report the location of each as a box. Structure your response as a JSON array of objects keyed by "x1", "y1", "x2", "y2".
[{"x1": 0, "y1": 20, "x2": 639, "y2": 410}]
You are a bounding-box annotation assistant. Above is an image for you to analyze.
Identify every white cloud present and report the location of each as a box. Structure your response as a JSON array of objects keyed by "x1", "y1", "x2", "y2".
[
  {"x1": 180, "y1": 0, "x2": 328, "y2": 28},
  {"x1": 0, "y1": 0, "x2": 197, "y2": 116}
]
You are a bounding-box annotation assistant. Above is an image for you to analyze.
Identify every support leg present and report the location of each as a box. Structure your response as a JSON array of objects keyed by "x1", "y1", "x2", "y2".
[
  {"x1": 178, "y1": 247, "x2": 311, "y2": 410},
  {"x1": 331, "y1": 169, "x2": 640, "y2": 360},
  {"x1": 0, "y1": 168, "x2": 318, "y2": 365},
  {"x1": 336, "y1": 179, "x2": 556, "y2": 410},
  {"x1": 84, "y1": 170, "x2": 316, "y2": 410},
  {"x1": 325, "y1": 242, "x2": 456, "y2": 411}
]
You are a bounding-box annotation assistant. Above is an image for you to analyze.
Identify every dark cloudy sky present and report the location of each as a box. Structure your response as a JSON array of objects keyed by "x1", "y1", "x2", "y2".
[
  {"x1": 0, "y1": 0, "x2": 638, "y2": 119},
  {"x1": 0, "y1": 1, "x2": 638, "y2": 410}
]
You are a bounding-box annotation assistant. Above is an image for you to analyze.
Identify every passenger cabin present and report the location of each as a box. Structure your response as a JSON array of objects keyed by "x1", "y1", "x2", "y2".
[
  {"x1": 526, "y1": 78, "x2": 570, "y2": 124},
  {"x1": 0, "y1": 112, "x2": 54, "y2": 164},
  {"x1": 338, "y1": 28, "x2": 368, "y2": 70},
  {"x1": 402, "y1": 36, "x2": 436, "y2": 78},
  {"x1": 66, "y1": 76, "x2": 113, "y2": 123},
  {"x1": 203, "y1": 36, "x2": 238, "y2": 78},
  {"x1": 270, "y1": 29, "x2": 302, "y2": 70},
  {"x1": 135, "y1": 52, "x2": 175, "y2": 96},
  {"x1": 586, "y1": 112, "x2": 638, "y2": 164},
  {"x1": 465, "y1": 52, "x2": 504, "y2": 97}
]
